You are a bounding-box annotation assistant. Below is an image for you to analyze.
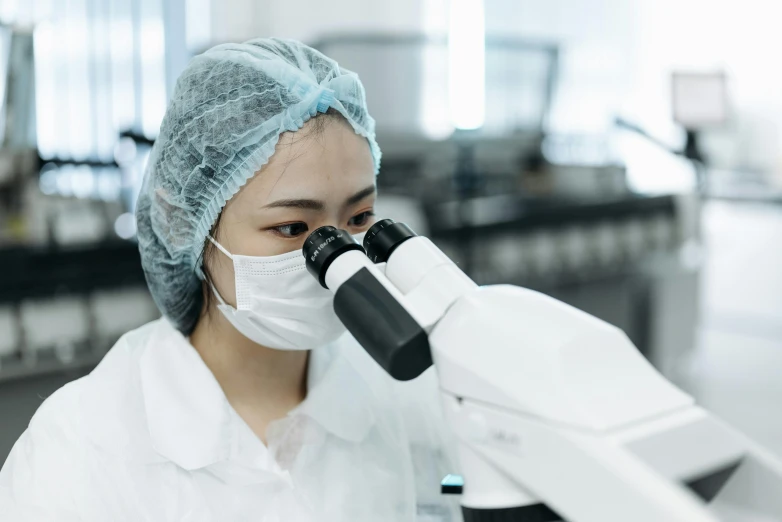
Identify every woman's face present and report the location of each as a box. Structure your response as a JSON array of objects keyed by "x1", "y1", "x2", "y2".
[{"x1": 206, "y1": 116, "x2": 377, "y2": 307}]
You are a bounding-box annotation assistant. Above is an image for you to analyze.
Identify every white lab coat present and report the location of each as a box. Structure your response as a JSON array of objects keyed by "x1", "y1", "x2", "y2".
[{"x1": 0, "y1": 318, "x2": 461, "y2": 521}]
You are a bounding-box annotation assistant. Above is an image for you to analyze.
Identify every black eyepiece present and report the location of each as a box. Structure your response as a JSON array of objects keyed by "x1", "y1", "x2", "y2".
[
  {"x1": 363, "y1": 219, "x2": 417, "y2": 263},
  {"x1": 303, "y1": 226, "x2": 364, "y2": 289}
]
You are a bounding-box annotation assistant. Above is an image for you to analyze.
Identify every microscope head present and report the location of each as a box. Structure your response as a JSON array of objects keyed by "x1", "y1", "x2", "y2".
[{"x1": 302, "y1": 220, "x2": 432, "y2": 380}]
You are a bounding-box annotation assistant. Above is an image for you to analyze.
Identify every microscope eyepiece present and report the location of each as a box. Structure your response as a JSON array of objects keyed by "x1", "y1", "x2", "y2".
[
  {"x1": 303, "y1": 226, "x2": 364, "y2": 289},
  {"x1": 363, "y1": 219, "x2": 417, "y2": 263}
]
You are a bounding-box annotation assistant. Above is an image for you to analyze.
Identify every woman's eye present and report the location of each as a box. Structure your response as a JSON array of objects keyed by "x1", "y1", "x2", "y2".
[
  {"x1": 272, "y1": 222, "x2": 309, "y2": 238},
  {"x1": 349, "y1": 211, "x2": 375, "y2": 227}
]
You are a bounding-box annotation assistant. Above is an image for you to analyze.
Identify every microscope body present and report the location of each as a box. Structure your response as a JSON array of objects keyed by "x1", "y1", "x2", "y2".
[
  {"x1": 432, "y1": 284, "x2": 782, "y2": 522},
  {"x1": 303, "y1": 222, "x2": 782, "y2": 522}
]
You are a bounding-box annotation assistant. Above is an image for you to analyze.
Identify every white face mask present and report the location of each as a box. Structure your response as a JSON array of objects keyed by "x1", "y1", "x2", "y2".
[{"x1": 207, "y1": 233, "x2": 365, "y2": 351}]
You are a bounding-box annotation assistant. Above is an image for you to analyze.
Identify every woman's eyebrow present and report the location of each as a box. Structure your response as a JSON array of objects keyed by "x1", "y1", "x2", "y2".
[
  {"x1": 262, "y1": 198, "x2": 324, "y2": 210},
  {"x1": 261, "y1": 184, "x2": 376, "y2": 210},
  {"x1": 344, "y1": 185, "x2": 376, "y2": 207}
]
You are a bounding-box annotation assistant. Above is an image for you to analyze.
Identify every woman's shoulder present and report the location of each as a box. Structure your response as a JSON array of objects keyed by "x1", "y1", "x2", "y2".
[
  {"x1": 7, "y1": 318, "x2": 169, "y2": 460},
  {"x1": 0, "y1": 319, "x2": 170, "y2": 520},
  {"x1": 1, "y1": 376, "x2": 105, "y2": 519},
  {"x1": 8, "y1": 317, "x2": 167, "y2": 450},
  {"x1": 26, "y1": 376, "x2": 87, "y2": 441}
]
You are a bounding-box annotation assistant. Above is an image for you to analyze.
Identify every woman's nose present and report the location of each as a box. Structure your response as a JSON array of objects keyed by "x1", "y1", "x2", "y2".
[{"x1": 313, "y1": 216, "x2": 344, "y2": 231}]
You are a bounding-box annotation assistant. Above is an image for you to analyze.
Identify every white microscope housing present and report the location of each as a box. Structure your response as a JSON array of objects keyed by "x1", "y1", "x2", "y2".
[{"x1": 302, "y1": 220, "x2": 782, "y2": 522}]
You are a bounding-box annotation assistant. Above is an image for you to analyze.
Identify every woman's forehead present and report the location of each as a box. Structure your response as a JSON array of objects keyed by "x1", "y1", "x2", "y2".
[{"x1": 231, "y1": 121, "x2": 375, "y2": 210}]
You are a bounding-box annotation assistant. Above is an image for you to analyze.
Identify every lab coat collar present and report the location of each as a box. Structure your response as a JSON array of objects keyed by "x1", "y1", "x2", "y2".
[
  {"x1": 139, "y1": 319, "x2": 234, "y2": 470},
  {"x1": 290, "y1": 339, "x2": 375, "y2": 444},
  {"x1": 138, "y1": 319, "x2": 375, "y2": 472}
]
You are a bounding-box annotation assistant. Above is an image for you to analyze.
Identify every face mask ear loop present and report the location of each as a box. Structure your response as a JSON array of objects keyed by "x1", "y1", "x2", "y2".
[
  {"x1": 205, "y1": 236, "x2": 232, "y2": 307},
  {"x1": 208, "y1": 280, "x2": 229, "y2": 307},
  {"x1": 208, "y1": 235, "x2": 234, "y2": 260}
]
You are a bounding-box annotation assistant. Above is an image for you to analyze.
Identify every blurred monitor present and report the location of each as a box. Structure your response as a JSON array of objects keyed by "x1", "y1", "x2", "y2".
[{"x1": 671, "y1": 71, "x2": 727, "y2": 129}]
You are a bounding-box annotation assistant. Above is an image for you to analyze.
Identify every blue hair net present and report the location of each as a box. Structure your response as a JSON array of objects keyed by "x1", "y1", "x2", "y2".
[{"x1": 136, "y1": 37, "x2": 381, "y2": 334}]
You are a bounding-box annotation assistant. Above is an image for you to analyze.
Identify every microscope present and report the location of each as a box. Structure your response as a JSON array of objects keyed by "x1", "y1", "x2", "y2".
[{"x1": 302, "y1": 219, "x2": 782, "y2": 522}]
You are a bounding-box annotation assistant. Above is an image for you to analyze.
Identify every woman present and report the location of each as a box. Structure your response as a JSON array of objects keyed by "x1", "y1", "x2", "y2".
[{"x1": 1, "y1": 38, "x2": 458, "y2": 521}]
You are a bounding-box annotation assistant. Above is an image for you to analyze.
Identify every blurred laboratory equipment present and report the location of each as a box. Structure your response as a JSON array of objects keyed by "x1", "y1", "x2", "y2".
[
  {"x1": 0, "y1": 28, "x2": 38, "y2": 246},
  {"x1": 616, "y1": 70, "x2": 782, "y2": 202},
  {"x1": 0, "y1": 22, "x2": 160, "y2": 384},
  {"x1": 614, "y1": 68, "x2": 727, "y2": 193},
  {"x1": 0, "y1": 17, "x2": 163, "y2": 462},
  {"x1": 671, "y1": 71, "x2": 728, "y2": 168}
]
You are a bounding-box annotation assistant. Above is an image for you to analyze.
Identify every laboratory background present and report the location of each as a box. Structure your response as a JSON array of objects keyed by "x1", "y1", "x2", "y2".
[{"x1": 0, "y1": 0, "x2": 781, "y2": 468}]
